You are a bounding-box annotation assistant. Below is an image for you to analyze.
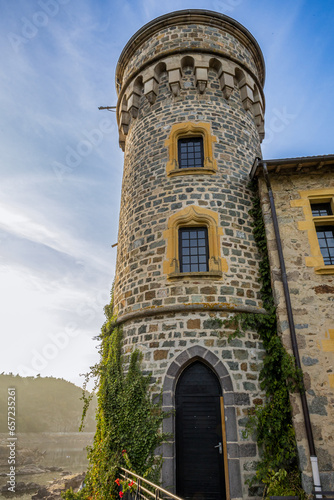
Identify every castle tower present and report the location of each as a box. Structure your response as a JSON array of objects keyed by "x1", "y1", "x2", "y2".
[{"x1": 114, "y1": 10, "x2": 266, "y2": 499}]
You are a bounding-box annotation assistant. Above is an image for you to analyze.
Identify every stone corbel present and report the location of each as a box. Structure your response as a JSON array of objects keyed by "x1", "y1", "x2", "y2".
[
  {"x1": 127, "y1": 91, "x2": 141, "y2": 118},
  {"x1": 168, "y1": 68, "x2": 182, "y2": 96},
  {"x1": 253, "y1": 90, "x2": 264, "y2": 124},
  {"x1": 253, "y1": 101, "x2": 264, "y2": 126},
  {"x1": 219, "y1": 71, "x2": 234, "y2": 99},
  {"x1": 195, "y1": 67, "x2": 208, "y2": 94},
  {"x1": 252, "y1": 88, "x2": 265, "y2": 140},
  {"x1": 239, "y1": 83, "x2": 254, "y2": 111},
  {"x1": 119, "y1": 129, "x2": 126, "y2": 151},
  {"x1": 144, "y1": 76, "x2": 159, "y2": 104},
  {"x1": 120, "y1": 99, "x2": 130, "y2": 135},
  {"x1": 258, "y1": 122, "x2": 265, "y2": 142}
]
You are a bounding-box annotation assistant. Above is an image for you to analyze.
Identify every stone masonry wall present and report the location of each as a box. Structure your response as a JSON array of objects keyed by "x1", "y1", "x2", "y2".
[
  {"x1": 114, "y1": 68, "x2": 263, "y2": 317},
  {"x1": 121, "y1": 311, "x2": 266, "y2": 499},
  {"x1": 258, "y1": 169, "x2": 334, "y2": 492},
  {"x1": 120, "y1": 24, "x2": 260, "y2": 85},
  {"x1": 114, "y1": 12, "x2": 267, "y2": 499}
]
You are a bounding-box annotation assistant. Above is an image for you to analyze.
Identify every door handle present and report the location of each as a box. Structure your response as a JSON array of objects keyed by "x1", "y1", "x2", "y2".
[{"x1": 214, "y1": 442, "x2": 222, "y2": 454}]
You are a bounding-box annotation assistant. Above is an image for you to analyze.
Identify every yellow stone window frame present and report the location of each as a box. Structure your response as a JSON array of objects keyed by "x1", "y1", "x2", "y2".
[
  {"x1": 291, "y1": 189, "x2": 334, "y2": 274},
  {"x1": 321, "y1": 328, "x2": 334, "y2": 388},
  {"x1": 165, "y1": 122, "x2": 217, "y2": 177},
  {"x1": 163, "y1": 205, "x2": 228, "y2": 279}
]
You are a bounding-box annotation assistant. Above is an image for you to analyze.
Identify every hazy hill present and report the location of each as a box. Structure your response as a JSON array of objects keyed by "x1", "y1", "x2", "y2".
[{"x1": 0, "y1": 374, "x2": 97, "y2": 433}]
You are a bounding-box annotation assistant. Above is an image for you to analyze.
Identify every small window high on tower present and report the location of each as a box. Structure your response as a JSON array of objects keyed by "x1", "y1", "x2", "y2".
[{"x1": 178, "y1": 137, "x2": 204, "y2": 169}]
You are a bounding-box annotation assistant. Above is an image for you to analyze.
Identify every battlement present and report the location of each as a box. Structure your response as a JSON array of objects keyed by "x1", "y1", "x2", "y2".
[{"x1": 115, "y1": 10, "x2": 265, "y2": 150}]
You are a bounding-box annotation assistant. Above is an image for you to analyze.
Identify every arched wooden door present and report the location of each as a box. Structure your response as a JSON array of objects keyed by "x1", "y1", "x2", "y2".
[{"x1": 176, "y1": 361, "x2": 226, "y2": 500}]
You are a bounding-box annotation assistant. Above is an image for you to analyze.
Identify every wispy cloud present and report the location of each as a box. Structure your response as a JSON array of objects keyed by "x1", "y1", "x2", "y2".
[
  {"x1": 0, "y1": 199, "x2": 114, "y2": 272},
  {"x1": 0, "y1": 0, "x2": 333, "y2": 387}
]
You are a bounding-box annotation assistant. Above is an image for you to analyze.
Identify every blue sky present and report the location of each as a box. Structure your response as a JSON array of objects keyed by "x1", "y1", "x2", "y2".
[{"x1": 1, "y1": 0, "x2": 333, "y2": 387}]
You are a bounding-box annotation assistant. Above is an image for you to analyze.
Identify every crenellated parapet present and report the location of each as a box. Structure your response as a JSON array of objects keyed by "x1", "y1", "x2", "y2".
[{"x1": 116, "y1": 10, "x2": 266, "y2": 150}]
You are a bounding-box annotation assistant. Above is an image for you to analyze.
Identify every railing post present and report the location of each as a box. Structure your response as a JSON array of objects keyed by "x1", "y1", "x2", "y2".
[{"x1": 135, "y1": 478, "x2": 140, "y2": 500}]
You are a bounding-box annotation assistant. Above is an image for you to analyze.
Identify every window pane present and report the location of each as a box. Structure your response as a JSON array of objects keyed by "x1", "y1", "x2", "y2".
[
  {"x1": 311, "y1": 202, "x2": 333, "y2": 216},
  {"x1": 179, "y1": 227, "x2": 209, "y2": 272},
  {"x1": 316, "y1": 225, "x2": 334, "y2": 265},
  {"x1": 178, "y1": 137, "x2": 204, "y2": 169}
]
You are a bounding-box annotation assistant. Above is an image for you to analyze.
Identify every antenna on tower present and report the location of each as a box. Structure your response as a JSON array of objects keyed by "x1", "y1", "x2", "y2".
[{"x1": 98, "y1": 106, "x2": 116, "y2": 112}]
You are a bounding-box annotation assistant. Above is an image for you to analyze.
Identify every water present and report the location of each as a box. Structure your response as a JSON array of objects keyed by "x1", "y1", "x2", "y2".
[{"x1": 0, "y1": 433, "x2": 94, "y2": 499}]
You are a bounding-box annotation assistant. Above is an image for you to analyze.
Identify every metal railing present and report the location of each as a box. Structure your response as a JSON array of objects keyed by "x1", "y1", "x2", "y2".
[{"x1": 119, "y1": 467, "x2": 183, "y2": 500}]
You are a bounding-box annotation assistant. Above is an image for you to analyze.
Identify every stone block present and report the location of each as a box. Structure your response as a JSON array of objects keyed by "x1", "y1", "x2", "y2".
[
  {"x1": 239, "y1": 444, "x2": 256, "y2": 457},
  {"x1": 234, "y1": 393, "x2": 250, "y2": 405},
  {"x1": 309, "y1": 396, "x2": 328, "y2": 416},
  {"x1": 154, "y1": 349, "x2": 168, "y2": 361},
  {"x1": 187, "y1": 318, "x2": 200, "y2": 329},
  {"x1": 228, "y1": 459, "x2": 242, "y2": 498},
  {"x1": 221, "y1": 374, "x2": 233, "y2": 392},
  {"x1": 227, "y1": 443, "x2": 239, "y2": 458},
  {"x1": 225, "y1": 406, "x2": 237, "y2": 442}
]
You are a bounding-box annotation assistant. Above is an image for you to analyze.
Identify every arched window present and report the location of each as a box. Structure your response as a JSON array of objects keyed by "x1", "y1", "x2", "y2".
[
  {"x1": 165, "y1": 122, "x2": 217, "y2": 177},
  {"x1": 163, "y1": 205, "x2": 228, "y2": 278}
]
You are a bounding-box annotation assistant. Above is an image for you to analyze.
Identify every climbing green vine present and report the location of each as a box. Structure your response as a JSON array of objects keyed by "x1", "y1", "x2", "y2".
[
  {"x1": 224, "y1": 181, "x2": 305, "y2": 497},
  {"x1": 62, "y1": 294, "x2": 168, "y2": 500}
]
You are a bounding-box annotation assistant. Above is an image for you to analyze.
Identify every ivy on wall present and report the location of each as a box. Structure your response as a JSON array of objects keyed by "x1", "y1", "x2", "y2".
[
  {"x1": 63, "y1": 299, "x2": 167, "y2": 500},
  {"x1": 224, "y1": 182, "x2": 305, "y2": 496}
]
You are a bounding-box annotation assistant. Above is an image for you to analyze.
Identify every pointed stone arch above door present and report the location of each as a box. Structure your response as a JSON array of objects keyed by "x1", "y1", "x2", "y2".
[{"x1": 161, "y1": 345, "x2": 243, "y2": 499}]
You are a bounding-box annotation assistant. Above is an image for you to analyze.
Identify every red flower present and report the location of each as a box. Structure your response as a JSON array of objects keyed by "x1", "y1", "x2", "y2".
[
  {"x1": 122, "y1": 449, "x2": 126, "y2": 454},
  {"x1": 129, "y1": 481, "x2": 134, "y2": 487},
  {"x1": 119, "y1": 492, "x2": 124, "y2": 498},
  {"x1": 115, "y1": 479, "x2": 120, "y2": 486}
]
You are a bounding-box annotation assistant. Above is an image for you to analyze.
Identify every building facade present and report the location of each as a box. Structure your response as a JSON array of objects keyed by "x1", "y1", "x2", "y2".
[
  {"x1": 113, "y1": 9, "x2": 334, "y2": 499},
  {"x1": 252, "y1": 157, "x2": 334, "y2": 493}
]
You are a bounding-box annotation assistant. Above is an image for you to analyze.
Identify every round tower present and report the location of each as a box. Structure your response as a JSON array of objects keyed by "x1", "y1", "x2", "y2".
[{"x1": 114, "y1": 10, "x2": 266, "y2": 499}]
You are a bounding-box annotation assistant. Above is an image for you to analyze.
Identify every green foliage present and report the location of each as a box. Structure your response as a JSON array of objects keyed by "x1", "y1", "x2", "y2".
[
  {"x1": 261, "y1": 468, "x2": 308, "y2": 499},
  {"x1": 0, "y1": 374, "x2": 96, "y2": 433},
  {"x1": 224, "y1": 182, "x2": 304, "y2": 492},
  {"x1": 63, "y1": 293, "x2": 168, "y2": 500},
  {"x1": 205, "y1": 318, "x2": 223, "y2": 330}
]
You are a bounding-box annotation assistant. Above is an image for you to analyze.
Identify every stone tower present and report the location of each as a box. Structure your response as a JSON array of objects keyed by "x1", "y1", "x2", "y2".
[{"x1": 114, "y1": 10, "x2": 266, "y2": 499}]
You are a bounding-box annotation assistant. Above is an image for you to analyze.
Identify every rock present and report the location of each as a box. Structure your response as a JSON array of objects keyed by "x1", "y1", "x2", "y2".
[
  {"x1": 32, "y1": 472, "x2": 85, "y2": 499},
  {"x1": 1, "y1": 481, "x2": 40, "y2": 493},
  {"x1": 45, "y1": 466, "x2": 63, "y2": 472},
  {"x1": 32, "y1": 486, "x2": 49, "y2": 498},
  {"x1": 17, "y1": 463, "x2": 46, "y2": 475}
]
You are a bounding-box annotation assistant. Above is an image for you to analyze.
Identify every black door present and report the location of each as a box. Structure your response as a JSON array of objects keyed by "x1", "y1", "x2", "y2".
[{"x1": 176, "y1": 361, "x2": 226, "y2": 500}]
